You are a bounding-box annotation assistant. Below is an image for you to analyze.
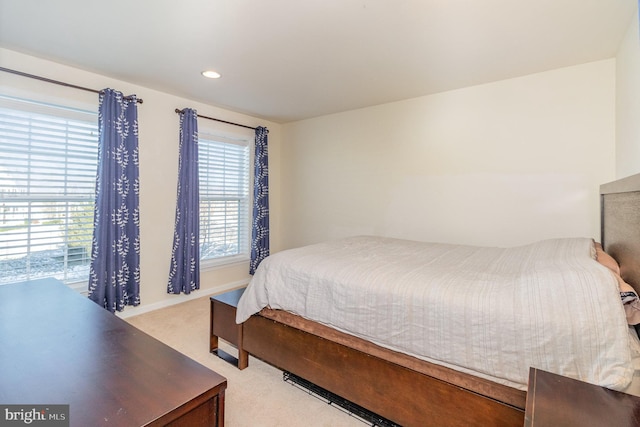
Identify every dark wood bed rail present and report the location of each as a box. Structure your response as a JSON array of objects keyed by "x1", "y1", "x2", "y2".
[{"x1": 243, "y1": 314, "x2": 525, "y2": 427}]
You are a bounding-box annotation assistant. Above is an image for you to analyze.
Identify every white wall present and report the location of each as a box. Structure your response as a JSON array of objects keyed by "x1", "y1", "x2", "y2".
[
  {"x1": 281, "y1": 60, "x2": 616, "y2": 249},
  {"x1": 0, "y1": 43, "x2": 626, "y2": 310},
  {"x1": 0, "y1": 48, "x2": 283, "y2": 315},
  {"x1": 616, "y1": 4, "x2": 640, "y2": 178}
]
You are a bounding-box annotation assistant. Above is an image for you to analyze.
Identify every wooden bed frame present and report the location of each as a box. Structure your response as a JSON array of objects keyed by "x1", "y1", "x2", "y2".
[{"x1": 241, "y1": 173, "x2": 640, "y2": 427}]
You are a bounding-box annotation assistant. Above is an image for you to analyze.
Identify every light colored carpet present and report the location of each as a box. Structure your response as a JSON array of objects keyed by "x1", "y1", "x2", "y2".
[{"x1": 125, "y1": 295, "x2": 364, "y2": 427}]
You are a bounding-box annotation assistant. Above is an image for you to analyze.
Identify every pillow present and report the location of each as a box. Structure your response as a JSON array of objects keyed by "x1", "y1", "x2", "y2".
[
  {"x1": 594, "y1": 242, "x2": 621, "y2": 275},
  {"x1": 594, "y1": 241, "x2": 640, "y2": 325},
  {"x1": 616, "y1": 273, "x2": 640, "y2": 326}
]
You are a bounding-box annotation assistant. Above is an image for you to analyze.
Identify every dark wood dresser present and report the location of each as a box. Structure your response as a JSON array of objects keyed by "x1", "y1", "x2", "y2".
[
  {"x1": 0, "y1": 278, "x2": 227, "y2": 426},
  {"x1": 525, "y1": 367, "x2": 640, "y2": 427}
]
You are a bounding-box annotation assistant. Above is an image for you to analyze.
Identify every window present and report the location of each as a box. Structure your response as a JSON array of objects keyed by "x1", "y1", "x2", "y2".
[
  {"x1": 198, "y1": 134, "x2": 250, "y2": 264},
  {"x1": 0, "y1": 95, "x2": 98, "y2": 285}
]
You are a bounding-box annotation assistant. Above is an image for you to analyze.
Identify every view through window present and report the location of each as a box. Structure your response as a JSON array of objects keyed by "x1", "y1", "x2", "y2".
[
  {"x1": 198, "y1": 134, "x2": 250, "y2": 263},
  {"x1": 0, "y1": 96, "x2": 98, "y2": 285}
]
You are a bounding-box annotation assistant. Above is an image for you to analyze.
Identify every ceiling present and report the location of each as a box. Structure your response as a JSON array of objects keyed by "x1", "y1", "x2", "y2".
[{"x1": 0, "y1": 0, "x2": 636, "y2": 123}]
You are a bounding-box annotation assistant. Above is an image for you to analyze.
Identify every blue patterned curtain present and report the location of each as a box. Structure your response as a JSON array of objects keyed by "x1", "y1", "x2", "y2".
[
  {"x1": 88, "y1": 89, "x2": 141, "y2": 312},
  {"x1": 168, "y1": 109, "x2": 200, "y2": 294},
  {"x1": 250, "y1": 126, "x2": 269, "y2": 274}
]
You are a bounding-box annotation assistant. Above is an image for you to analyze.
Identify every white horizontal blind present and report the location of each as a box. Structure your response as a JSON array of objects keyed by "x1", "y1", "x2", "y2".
[
  {"x1": 0, "y1": 96, "x2": 98, "y2": 285},
  {"x1": 198, "y1": 136, "x2": 250, "y2": 261}
]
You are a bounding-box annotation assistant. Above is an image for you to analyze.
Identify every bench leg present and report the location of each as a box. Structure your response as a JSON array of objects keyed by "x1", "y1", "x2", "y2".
[
  {"x1": 210, "y1": 299, "x2": 219, "y2": 353},
  {"x1": 238, "y1": 347, "x2": 249, "y2": 370}
]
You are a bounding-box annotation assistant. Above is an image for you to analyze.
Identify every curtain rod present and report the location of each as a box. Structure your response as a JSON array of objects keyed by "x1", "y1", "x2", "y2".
[
  {"x1": 175, "y1": 108, "x2": 257, "y2": 131},
  {"x1": 0, "y1": 67, "x2": 143, "y2": 104}
]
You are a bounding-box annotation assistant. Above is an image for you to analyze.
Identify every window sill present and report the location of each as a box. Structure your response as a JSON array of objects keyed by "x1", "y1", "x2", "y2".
[
  {"x1": 66, "y1": 279, "x2": 89, "y2": 295},
  {"x1": 200, "y1": 255, "x2": 250, "y2": 271}
]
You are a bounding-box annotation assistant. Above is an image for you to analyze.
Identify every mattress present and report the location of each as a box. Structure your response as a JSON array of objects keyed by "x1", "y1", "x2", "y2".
[{"x1": 237, "y1": 235, "x2": 639, "y2": 390}]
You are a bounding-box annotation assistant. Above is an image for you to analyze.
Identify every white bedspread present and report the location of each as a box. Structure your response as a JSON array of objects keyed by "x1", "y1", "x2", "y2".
[{"x1": 237, "y1": 236, "x2": 637, "y2": 390}]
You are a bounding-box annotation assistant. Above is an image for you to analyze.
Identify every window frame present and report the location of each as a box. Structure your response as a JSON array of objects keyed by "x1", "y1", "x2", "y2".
[
  {"x1": 0, "y1": 94, "x2": 99, "y2": 290},
  {"x1": 196, "y1": 129, "x2": 253, "y2": 270}
]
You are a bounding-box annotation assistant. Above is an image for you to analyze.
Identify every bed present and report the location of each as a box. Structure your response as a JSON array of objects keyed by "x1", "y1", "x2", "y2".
[{"x1": 236, "y1": 173, "x2": 640, "y2": 427}]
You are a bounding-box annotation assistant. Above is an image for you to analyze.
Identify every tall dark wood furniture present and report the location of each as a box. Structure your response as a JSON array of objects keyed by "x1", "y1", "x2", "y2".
[
  {"x1": 0, "y1": 278, "x2": 227, "y2": 427},
  {"x1": 210, "y1": 287, "x2": 248, "y2": 369},
  {"x1": 524, "y1": 368, "x2": 640, "y2": 427}
]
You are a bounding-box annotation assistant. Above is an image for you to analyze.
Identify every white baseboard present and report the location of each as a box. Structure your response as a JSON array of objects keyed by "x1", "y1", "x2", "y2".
[{"x1": 116, "y1": 279, "x2": 248, "y2": 319}]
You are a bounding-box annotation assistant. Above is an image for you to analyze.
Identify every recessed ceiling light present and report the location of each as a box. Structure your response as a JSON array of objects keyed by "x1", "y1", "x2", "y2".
[{"x1": 202, "y1": 70, "x2": 221, "y2": 79}]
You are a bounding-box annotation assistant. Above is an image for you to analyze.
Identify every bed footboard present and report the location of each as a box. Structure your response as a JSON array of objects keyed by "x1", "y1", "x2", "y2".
[{"x1": 242, "y1": 314, "x2": 524, "y2": 427}]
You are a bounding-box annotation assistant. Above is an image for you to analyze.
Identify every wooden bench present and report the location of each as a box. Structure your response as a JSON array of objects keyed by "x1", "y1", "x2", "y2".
[{"x1": 210, "y1": 287, "x2": 249, "y2": 369}]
